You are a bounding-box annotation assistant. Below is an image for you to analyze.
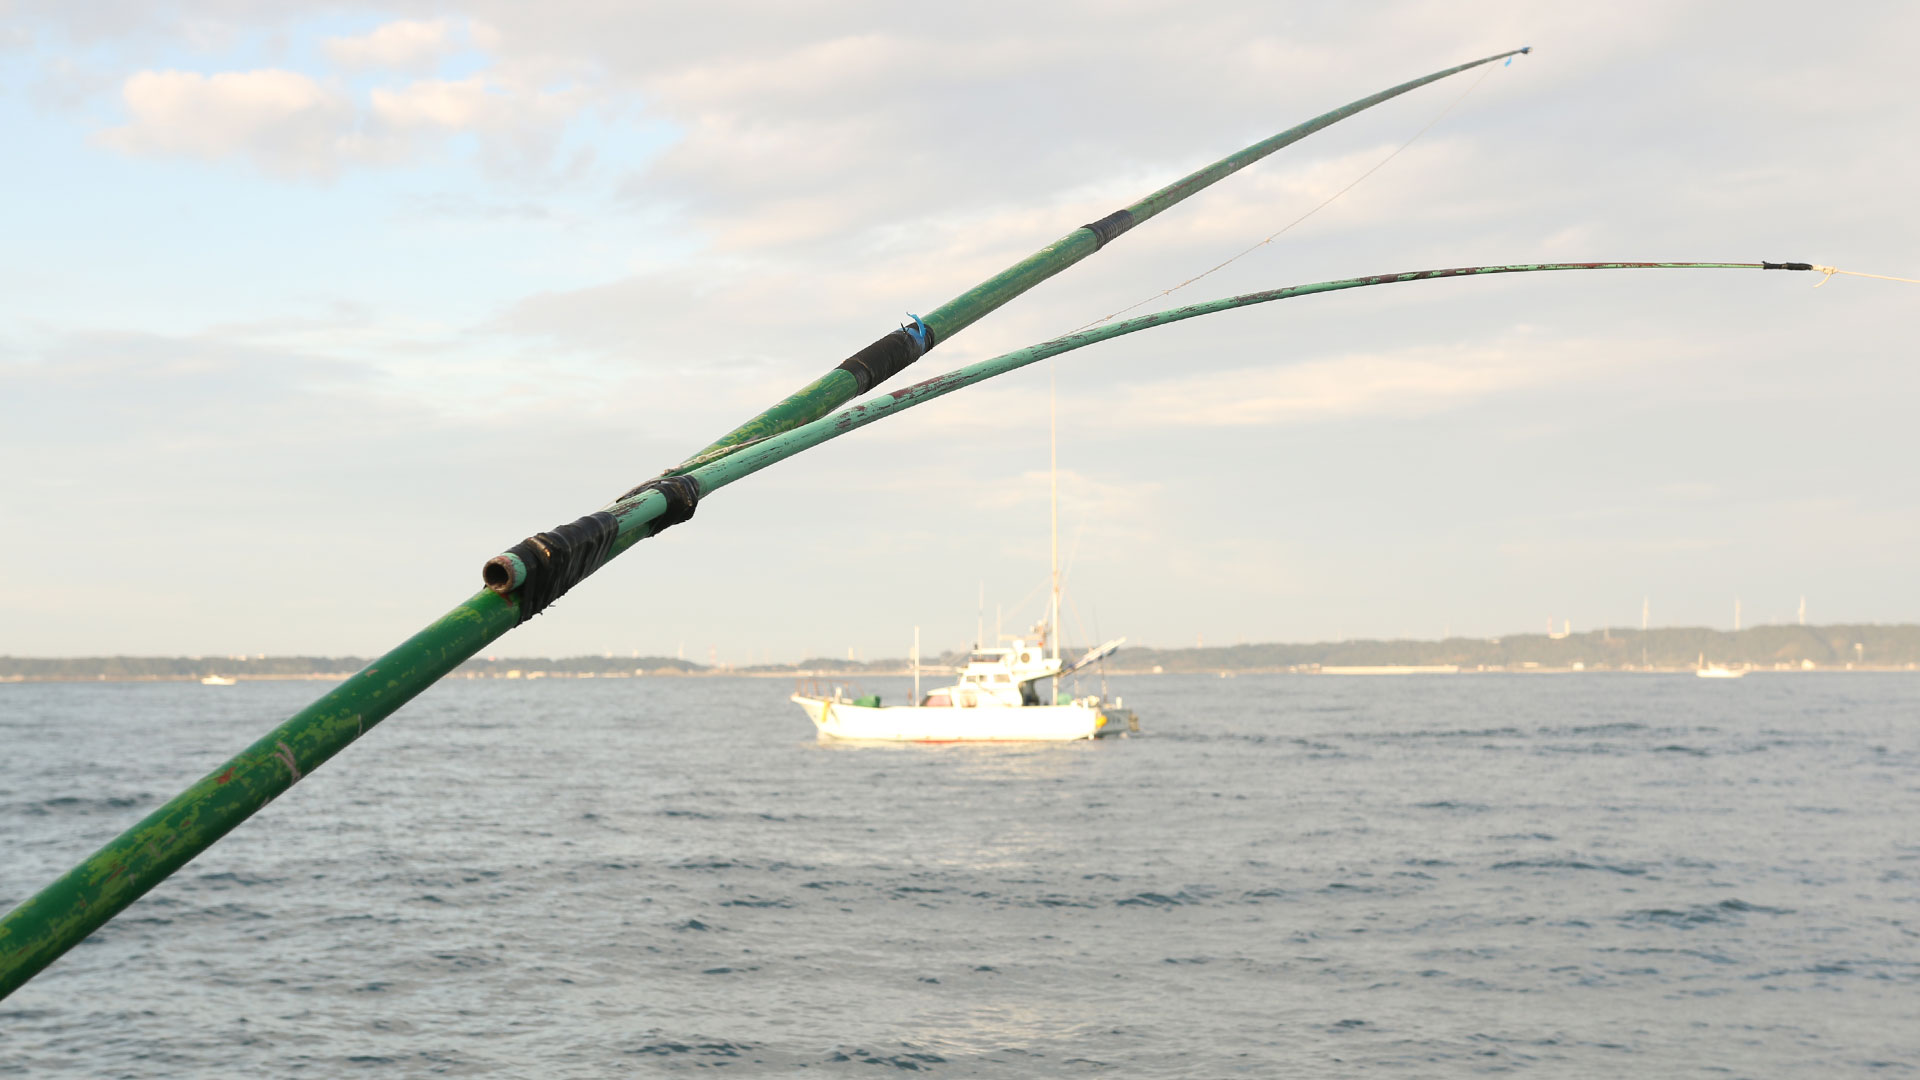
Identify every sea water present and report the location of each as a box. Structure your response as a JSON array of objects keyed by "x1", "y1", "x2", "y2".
[{"x1": 1, "y1": 673, "x2": 1916, "y2": 1076}]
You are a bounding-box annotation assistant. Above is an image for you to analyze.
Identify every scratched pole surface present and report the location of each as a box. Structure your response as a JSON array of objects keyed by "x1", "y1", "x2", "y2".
[
  {"x1": 0, "y1": 54, "x2": 1532, "y2": 1001},
  {"x1": 671, "y1": 47, "x2": 1530, "y2": 468},
  {"x1": 0, "y1": 591, "x2": 518, "y2": 999}
]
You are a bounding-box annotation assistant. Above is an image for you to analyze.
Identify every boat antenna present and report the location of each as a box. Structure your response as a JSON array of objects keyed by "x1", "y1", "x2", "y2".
[
  {"x1": 1049, "y1": 364, "x2": 1061, "y2": 669},
  {"x1": 976, "y1": 580, "x2": 984, "y2": 650}
]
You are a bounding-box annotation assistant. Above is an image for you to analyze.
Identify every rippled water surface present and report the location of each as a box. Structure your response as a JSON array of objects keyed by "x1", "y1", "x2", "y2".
[{"x1": 2, "y1": 674, "x2": 1917, "y2": 1076}]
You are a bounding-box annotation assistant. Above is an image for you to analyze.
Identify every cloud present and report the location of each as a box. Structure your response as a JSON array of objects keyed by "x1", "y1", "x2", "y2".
[
  {"x1": 97, "y1": 68, "x2": 358, "y2": 178},
  {"x1": 14, "y1": 0, "x2": 1920, "y2": 656},
  {"x1": 369, "y1": 75, "x2": 497, "y2": 130},
  {"x1": 855, "y1": 335, "x2": 1659, "y2": 440},
  {"x1": 95, "y1": 64, "x2": 594, "y2": 179},
  {"x1": 1106, "y1": 342, "x2": 1599, "y2": 427},
  {"x1": 370, "y1": 74, "x2": 590, "y2": 172},
  {"x1": 323, "y1": 19, "x2": 461, "y2": 73}
]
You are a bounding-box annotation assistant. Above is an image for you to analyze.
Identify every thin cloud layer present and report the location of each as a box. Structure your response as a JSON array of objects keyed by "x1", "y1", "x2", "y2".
[
  {"x1": 4, "y1": 1, "x2": 1917, "y2": 657},
  {"x1": 90, "y1": 16, "x2": 597, "y2": 179},
  {"x1": 323, "y1": 18, "x2": 464, "y2": 72},
  {"x1": 99, "y1": 68, "x2": 356, "y2": 177}
]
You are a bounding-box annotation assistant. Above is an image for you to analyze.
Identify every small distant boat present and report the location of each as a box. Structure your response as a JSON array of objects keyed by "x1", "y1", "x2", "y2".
[
  {"x1": 791, "y1": 374, "x2": 1135, "y2": 742},
  {"x1": 1694, "y1": 653, "x2": 1744, "y2": 679},
  {"x1": 200, "y1": 674, "x2": 237, "y2": 686},
  {"x1": 793, "y1": 637, "x2": 1134, "y2": 742}
]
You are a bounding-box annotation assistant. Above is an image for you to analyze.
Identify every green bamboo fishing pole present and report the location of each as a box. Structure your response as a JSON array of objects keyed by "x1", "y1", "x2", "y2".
[
  {"x1": 668, "y1": 45, "x2": 1532, "y2": 471},
  {"x1": 681, "y1": 261, "x2": 1823, "y2": 495},
  {"x1": 0, "y1": 256, "x2": 1820, "y2": 1001},
  {"x1": 0, "y1": 49, "x2": 1538, "y2": 999}
]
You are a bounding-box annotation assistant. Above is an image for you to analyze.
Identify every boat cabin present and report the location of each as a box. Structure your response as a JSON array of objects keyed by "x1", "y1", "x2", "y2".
[{"x1": 920, "y1": 639, "x2": 1060, "y2": 708}]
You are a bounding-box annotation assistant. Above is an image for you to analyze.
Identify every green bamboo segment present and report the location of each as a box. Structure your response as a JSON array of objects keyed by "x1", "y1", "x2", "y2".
[
  {"x1": 676, "y1": 47, "x2": 1530, "y2": 468},
  {"x1": 0, "y1": 588, "x2": 521, "y2": 1001},
  {"x1": 1117, "y1": 51, "x2": 1528, "y2": 231}
]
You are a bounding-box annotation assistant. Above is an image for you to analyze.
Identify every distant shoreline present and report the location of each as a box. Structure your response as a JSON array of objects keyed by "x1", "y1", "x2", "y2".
[
  {"x1": 5, "y1": 623, "x2": 1917, "y2": 683},
  {"x1": 4, "y1": 666, "x2": 1917, "y2": 685}
]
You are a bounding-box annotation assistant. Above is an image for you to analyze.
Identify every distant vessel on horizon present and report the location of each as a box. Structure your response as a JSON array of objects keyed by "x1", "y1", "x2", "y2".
[
  {"x1": 790, "y1": 371, "x2": 1135, "y2": 742},
  {"x1": 200, "y1": 674, "x2": 237, "y2": 686},
  {"x1": 792, "y1": 633, "x2": 1133, "y2": 741},
  {"x1": 1694, "y1": 653, "x2": 1745, "y2": 679}
]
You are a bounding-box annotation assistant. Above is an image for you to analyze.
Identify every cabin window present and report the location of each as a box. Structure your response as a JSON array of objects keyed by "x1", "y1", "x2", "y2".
[{"x1": 993, "y1": 674, "x2": 1010, "y2": 683}]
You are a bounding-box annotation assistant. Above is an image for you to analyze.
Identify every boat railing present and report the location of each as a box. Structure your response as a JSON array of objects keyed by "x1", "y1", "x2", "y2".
[{"x1": 793, "y1": 677, "x2": 865, "y2": 702}]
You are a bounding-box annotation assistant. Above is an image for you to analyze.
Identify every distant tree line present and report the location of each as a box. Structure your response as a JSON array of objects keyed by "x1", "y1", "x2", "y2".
[
  {"x1": 0, "y1": 654, "x2": 702, "y2": 681},
  {"x1": 3, "y1": 625, "x2": 1915, "y2": 682},
  {"x1": 1106, "y1": 624, "x2": 1920, "y2": 672}
]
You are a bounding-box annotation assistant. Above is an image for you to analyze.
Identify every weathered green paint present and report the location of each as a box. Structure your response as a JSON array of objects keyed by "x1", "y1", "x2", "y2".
[
  {"x1": 678, "y1": 47, "x2": 1530, "y2": 468},
  {"x1": 0, "y1": 589, "x2": 520, "y2": 1000},
  {"x1": 673, "y1": 369, "x2": 860, "y2": 470},
  {"x1": 1119, "y1": 50, "x2": 1529, "y2": 229},
  {"x1": 915, "y1": 229, "x2": 1102, "y2": 350}
]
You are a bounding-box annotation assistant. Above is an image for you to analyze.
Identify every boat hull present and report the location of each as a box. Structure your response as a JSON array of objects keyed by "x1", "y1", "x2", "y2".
[{"x1": 792, "y1": 695, "x2": 1120, "y2": 742}]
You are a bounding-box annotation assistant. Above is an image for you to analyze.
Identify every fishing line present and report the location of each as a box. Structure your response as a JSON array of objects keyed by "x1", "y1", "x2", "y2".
[
  {"x1": 1068, "y1": 63, "x2": 1504, "y2": 334},
  {"x1": 1810, "y1": 265, "x2": 1920, "y2": 287}
]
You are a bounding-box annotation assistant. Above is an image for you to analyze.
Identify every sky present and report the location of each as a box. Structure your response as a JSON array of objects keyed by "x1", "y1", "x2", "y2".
[{"x1": 3, "y1": 1, "x2": 1916, "y2": 663}]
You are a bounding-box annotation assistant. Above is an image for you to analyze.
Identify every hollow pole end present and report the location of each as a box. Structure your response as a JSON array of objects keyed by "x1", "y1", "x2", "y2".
[{"x1": 482, "y1": 553, "x2": 526, "y2": 595}]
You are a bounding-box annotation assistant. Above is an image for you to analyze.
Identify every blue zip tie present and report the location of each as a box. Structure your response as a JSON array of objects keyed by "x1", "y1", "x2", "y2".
[{"x1": 903, "y1": 313, "x2": 929, "y2": 351}]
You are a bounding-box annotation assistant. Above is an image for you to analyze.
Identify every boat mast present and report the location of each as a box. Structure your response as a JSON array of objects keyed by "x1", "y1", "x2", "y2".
[{"x1": 1049, "y1": 366, "x2": 1060, "y2": 666}]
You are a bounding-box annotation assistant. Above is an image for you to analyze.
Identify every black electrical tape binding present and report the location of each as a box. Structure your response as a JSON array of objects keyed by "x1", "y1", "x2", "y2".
[
  {"x1": 1081, "y1": 209, "x2": 1136, "y2": 249},
  {"x1": 1761, "y1": 261, "x2": 1814, "y2": 271},
  {"x1": 834, "y1": 327, "x2": 926, "y2": 393},
  {"x1": 502, "y1": 511, "x2": 620, "y2": 625},
  {"x1": 620, "y1": 474, "x2": 703, "y2": 533}
]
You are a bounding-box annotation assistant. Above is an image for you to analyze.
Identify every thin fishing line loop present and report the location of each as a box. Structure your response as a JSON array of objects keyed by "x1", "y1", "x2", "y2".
[
  {"x1": 1809, "y1": 265, "x2": 1920, "y2": 288},
  {"x1": 1068, "y1": 61, "x2": 1506, "y2": 334}
]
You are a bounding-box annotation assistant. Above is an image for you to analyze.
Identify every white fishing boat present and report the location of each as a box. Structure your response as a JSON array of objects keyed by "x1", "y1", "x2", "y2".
[
  {"x1": 793, "y1": 635, "x2": 1133, "y2": 742},
  {"x1": 792, "y1": 370, "x2": 1137, "y2": 742},
  {"x1": 200, "y1": 674, "x2": 237, "y2": 686},
  {"x1": 1694, "y1": 653, "x2": 1745, "y2": 679}
]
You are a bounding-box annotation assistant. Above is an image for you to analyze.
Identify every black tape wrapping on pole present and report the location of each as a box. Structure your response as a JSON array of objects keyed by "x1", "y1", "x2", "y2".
[
  {"x1": 503, "y1": 476, "x2": 698, "y2": 622},
  {"x1": 1081, "y1": 209, "x2": 1137, "y2": 249},
  {"x1": 489, "y1": 477, "x2": 700, "y2": 624},
  {"x1": 835, "y1": 327, "x2": 929, "y2": 394},
  {"x1": 620, "y1": 474, "x2": 704, "y2": 526},
  {"x1": 500, "y1": 512, "x2": 620, "y2": 625}
]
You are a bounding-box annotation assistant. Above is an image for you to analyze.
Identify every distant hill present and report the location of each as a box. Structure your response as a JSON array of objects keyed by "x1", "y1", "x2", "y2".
[
  {"x1": 1106, "y1": 624, "x2": 1920, "y2": 672},
  {"x1": 0, "y1": 654, "x2": 702, "y2": 682},
  {"x1": 3, "y1": 625, "x2": 1915, "y2": 682}
]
